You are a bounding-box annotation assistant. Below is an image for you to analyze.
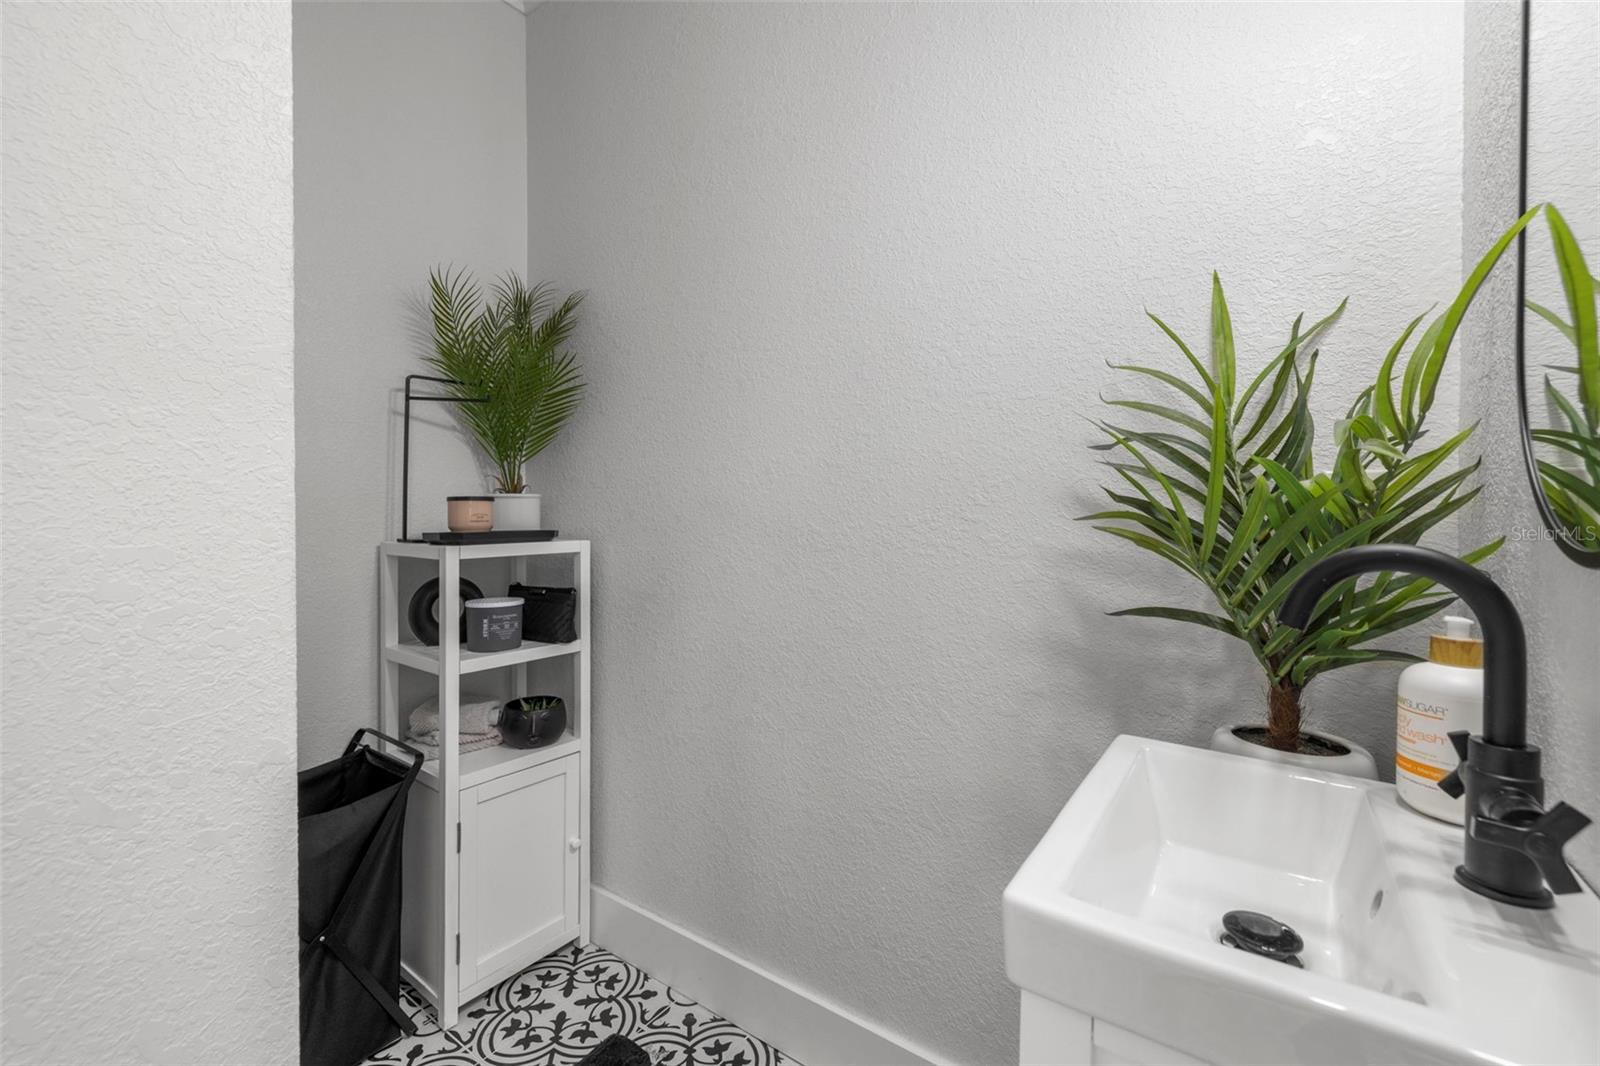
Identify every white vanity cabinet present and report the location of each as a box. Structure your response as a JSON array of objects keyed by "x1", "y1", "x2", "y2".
[
  {"x1": 1020, "y1": 992, "x2": 1208, "y2": 1066},
  {"x1": 458, "y1": 755, "x2": 581, "y2": 990}
]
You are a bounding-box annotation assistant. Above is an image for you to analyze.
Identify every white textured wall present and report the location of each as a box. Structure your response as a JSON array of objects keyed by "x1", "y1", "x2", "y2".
[
  {"x1": 1, "y1": 3, "x2": 298, "y2": 1062},
  {"x1": 526, "y1": 4, "x2": 1465, "y2": 1060},
  {"x1": 1460, "y1": 0, "x2": 1600, "y2": 879},
  {"x1": 295, "y1": 0, "x2": 528, "y2": 766}
]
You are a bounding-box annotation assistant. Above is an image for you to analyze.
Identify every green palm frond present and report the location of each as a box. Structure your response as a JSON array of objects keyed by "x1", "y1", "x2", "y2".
[
  {"x1": 1526, "y1": 205, "x2": 1600, "y2": 548},
  {"x1": 1086, "y1": 206, "x2": 1540, "y2": 713},
  {"x1": 425, "y1": 267, "x2": 587, "y2": 493}
]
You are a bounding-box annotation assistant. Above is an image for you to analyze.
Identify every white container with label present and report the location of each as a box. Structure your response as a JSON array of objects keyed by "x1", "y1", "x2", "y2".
[
  {"x1": 1395, "y1": 615, "x2": 1483, "y2": 823},
  {"x1": 465, "y1": 596, "x2": 525, "y2": 653}
]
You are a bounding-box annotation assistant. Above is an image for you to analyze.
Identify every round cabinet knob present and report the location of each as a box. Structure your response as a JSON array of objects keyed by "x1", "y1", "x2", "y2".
[{"x1": 568, "y1": 837, "x2": 582, "y2": 852}]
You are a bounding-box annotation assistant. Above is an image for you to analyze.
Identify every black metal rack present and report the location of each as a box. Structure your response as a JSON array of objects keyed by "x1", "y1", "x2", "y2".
[{"x1": 400, "y1": 374, "x2": 487, "y2": 543}]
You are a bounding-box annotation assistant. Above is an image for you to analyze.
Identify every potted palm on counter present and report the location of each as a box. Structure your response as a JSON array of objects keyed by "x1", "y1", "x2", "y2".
[
  {"x1": 1087, "y1": 208, "x2": 1537, "y2": 774},
  {"x1": 426, "y1": 268, "x2": 585, "y2": 529}
]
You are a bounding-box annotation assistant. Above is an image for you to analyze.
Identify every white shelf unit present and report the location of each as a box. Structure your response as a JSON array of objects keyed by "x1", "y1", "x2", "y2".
[
  {"x1": 384, "y1": 636, "x2": 585, "y2": 676},
  {"x1": 378, "y1": 538, "x2": 591, "y2": 1028}
]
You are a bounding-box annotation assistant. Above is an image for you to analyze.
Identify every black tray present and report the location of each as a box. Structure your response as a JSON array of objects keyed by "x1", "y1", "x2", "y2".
[{"x1": 414, "y1": 530, "x2": 558, "y2": 545}]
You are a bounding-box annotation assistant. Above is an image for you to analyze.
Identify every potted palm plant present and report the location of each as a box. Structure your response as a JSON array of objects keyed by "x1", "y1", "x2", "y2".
[
  {"x1": 1088, "y1": 208, "x2": 1537, "y2": 774},
  {"x1": 425, "y1": 268, "x2": 585, "y2": 528}
]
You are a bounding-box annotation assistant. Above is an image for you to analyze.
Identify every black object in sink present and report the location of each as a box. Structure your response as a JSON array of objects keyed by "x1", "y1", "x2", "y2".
[{"x1": 1219, "y1": 910, "x2": 1304, "y2": 968}]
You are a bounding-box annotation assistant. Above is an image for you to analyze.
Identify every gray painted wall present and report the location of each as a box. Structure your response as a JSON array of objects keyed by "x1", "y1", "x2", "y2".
[
  {"x1": 526, "y1": 4, "x2": 1467, "y2": 1060},
  {"x1": 1, "y1": 3, "x2": 299, "y2": 1061},
  {"x1": 1460, "y1": 0, "x2": 1600, "y2": 879},
  {"x1": 294, "y1": 0, "x2": 529, "y2": 767}
]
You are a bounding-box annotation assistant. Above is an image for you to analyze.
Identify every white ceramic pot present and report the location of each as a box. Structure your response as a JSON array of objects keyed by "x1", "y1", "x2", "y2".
[
  {"x1": 492, "y1": 492, "x2": 541, "y2": 531},
  {"x1": 1209, "y1": 724, "x2": 1378, "y2": 780}
]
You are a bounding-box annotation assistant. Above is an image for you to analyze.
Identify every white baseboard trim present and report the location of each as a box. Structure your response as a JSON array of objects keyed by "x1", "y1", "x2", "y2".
[{"x1": 591, "y1": 886, "x2": 950, "y2": 1066}]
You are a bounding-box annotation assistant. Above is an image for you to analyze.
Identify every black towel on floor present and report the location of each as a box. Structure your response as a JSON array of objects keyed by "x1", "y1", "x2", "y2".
[{"x1": 578, "y1": 1034, "x2": 651, "y2": 1066}]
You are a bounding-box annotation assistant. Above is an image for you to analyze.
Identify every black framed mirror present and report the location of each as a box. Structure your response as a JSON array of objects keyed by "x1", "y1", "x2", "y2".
[{"x1": 1517, "y1": 0, "x2": 1600, "y2": 566}]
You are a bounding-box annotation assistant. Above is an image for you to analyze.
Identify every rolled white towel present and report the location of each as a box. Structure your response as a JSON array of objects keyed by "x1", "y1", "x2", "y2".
[
  {"x1": 410, "y1": 732, "x2": 502, "y2": 754},
  {"x1": 408, "y1": 694, "x2": 500, "y2": 744}
]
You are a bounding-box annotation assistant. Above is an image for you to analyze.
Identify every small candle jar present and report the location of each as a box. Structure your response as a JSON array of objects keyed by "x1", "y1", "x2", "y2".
[
  {"x1": 466, "y1": 597, "x2": 524, "y2": 652},
  {"x1": 446, "y1": 496, "x2": 494, "y2": 532}
]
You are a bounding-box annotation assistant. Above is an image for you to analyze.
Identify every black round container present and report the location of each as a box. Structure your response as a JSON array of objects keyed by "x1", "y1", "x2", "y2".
[
  {"x1": 408, "y1": 578, "x2": 485, "y2": 646},
  {"x1": 496, "y1": 696, "x2": 567, "y2": 748},
  {"x1": 465, "y1": 597, "x2": 523, "y2": 652}
]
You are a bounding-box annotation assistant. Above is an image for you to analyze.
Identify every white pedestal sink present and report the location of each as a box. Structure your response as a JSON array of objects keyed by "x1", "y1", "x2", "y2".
[{"x1": 1003, "y1": 735, "x2": 1600, "y2": 1065}]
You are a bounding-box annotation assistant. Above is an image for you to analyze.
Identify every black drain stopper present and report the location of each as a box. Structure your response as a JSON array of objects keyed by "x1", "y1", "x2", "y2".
[{"x1": 1220, "y1": 910, "x2": 1304, "y2": 968}]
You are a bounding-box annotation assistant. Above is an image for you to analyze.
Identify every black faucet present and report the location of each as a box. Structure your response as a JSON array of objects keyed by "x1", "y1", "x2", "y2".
[{"x1": 1280, "y1": 544, "x2": 1590, "y2": 909}]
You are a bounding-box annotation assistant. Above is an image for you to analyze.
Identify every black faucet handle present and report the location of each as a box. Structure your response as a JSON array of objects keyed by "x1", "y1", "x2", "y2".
[
  {"x1": 1436, "y1": 730, "x2": 1472, "y2": 799},
  {"x1": 1474, "y1": 801, "x2": 1592, "y2": 896}
]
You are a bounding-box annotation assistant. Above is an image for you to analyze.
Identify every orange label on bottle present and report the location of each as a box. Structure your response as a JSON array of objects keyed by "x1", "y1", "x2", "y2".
[{"x1": 1396, "y1": 752, "x2": 1447, "y2": 782}]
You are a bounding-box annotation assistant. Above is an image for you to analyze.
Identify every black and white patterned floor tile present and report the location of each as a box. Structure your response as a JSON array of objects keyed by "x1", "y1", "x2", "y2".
[{"x1": 363, "y1": 942, "x2": 796, "y2": 1066}]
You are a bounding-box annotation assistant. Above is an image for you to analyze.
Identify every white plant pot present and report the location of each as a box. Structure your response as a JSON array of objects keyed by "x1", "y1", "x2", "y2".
[
  {"x1": 1209, "y1": 724, "x2": 1378, "y2": 780},
  {"x1": 492, "y1": 492, "x2": 541, "y2": 531}
]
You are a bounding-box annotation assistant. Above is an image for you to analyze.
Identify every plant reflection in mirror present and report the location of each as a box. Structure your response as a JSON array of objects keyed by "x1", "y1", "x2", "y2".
[{"x1": 1525, "y1": 203, "x2": 1600, "y2": 549}]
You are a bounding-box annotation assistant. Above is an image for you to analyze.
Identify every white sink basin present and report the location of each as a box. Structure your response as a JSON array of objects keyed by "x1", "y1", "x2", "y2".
[{"x1": 1003, "y1": 735, "x2": 1600, "y2": 1065}]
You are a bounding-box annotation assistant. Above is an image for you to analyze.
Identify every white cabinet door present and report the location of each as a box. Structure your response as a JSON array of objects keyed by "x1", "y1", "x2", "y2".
[{"x1": 458, "y1": 754, "x2": 580, "y2": 991}]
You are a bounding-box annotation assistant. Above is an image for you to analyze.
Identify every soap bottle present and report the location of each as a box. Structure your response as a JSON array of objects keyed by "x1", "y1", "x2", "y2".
[{"x1": 1395, "y1": 616, "x2": 1483, "y2": 823}]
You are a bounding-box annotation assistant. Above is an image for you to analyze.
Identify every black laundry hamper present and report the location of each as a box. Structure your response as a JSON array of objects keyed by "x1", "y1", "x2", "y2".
[{"x1": 299, "y1": 728, "x2": 425, "y2": 1066}]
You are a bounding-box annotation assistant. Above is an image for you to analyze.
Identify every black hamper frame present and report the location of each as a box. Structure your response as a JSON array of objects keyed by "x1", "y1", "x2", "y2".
[{"x1": 299, "y1": 729, "x2": 425, "y2": 1066}]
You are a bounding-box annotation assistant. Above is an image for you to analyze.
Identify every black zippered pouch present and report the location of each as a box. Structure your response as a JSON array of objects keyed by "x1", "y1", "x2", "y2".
[{"x1": 509, "y1": 583, "x2": 578, "y2": 644}]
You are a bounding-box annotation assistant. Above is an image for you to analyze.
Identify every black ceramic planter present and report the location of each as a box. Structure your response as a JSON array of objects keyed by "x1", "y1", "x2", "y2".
[{"x1": 496, "y1": 696, "x2": 567, "y2": 749}]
